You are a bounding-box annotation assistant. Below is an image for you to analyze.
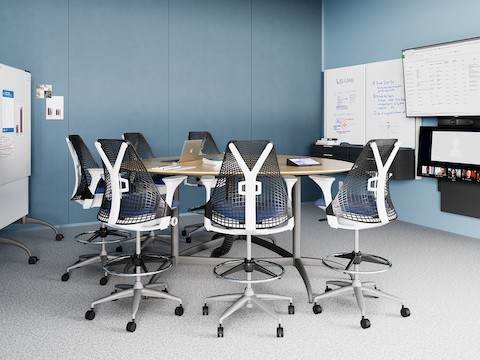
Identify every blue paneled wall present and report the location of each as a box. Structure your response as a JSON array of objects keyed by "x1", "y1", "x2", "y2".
[
  {"x1": 3, "y1": 0, "x2": 478, "y2": 239},
  {"x1": 0, "y1": 0, "x2": 322, "y2": 226},
  {"x1": 323, "y1": 0, "x2": 480, "y2": 239}
]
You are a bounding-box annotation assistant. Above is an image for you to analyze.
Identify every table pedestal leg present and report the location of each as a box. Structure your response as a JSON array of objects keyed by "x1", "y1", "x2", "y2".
[
  {"x1": 172, "y1": 187, "x2": 179, "y2": 264},
  {"x1": 292, "y1": 177, "x2": 313, "y2": 303}
]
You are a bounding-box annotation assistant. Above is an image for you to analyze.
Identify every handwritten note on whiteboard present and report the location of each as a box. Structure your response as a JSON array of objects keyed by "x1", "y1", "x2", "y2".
[
  {"x1": 324, "y1": 59, "x2": 419, "y2": 148},
  {"x1": 366, "y1": 59, "x2": 417, "y2": 148},
  {"x1": 324, "y1": 64, "x2": 366, "y2": 145}
]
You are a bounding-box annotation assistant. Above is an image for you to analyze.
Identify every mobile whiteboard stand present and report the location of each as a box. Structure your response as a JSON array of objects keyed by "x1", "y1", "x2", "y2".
[{"x1": 0, "y1": 63, "x2": 63, "y2": 264}]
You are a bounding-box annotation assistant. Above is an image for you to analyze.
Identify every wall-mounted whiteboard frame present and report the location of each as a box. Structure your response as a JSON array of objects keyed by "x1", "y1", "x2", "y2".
[
  {"x1": 324, "y1": 58, "x2": 420, "y2": 149},
  {"x1": 324, "y1": 64, "x2": 366, "y2": 145},
  {"x1": 0, "y1": 63, "x2": 31, "y2": 229}
]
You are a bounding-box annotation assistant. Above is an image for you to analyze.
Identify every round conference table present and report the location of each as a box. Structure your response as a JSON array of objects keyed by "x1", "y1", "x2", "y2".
[{"x1": 143, "y1": 155, "x2": 353, "y2": 303}]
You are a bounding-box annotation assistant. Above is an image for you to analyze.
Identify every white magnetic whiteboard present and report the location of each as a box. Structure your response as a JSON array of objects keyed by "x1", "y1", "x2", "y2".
[
  {"x1": 324, "y1": 64, "x2": 366, "y2": 145},
  {"x1": 0, "y1": 63, "x2": 31, "y2": 229},
  {"x1": 0, "y1": 63, "x2": 31, "y2": 186},
  {"x1": 365, "y1": 59, "x2": 418, "y2": 148},
  {"x1": 324, "y1": 58, "x2": 419, "y2": 148}
]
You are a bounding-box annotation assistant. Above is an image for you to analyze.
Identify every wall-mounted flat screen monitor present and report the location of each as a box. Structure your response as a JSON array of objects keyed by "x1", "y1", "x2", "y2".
[
  {"x1": 417, "y1": 126, "x2": 480, "y2": 182},
  {"x1": 402, "y1": 37, "x2": 480, "y2": 118}
]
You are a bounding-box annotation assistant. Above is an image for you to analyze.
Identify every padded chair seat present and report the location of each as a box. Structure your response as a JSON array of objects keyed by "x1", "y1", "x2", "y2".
[
  {"x1": 104, "y1": 193, "x2": 161, "y2": 219},
  {"x1": 314, "y1": 198, "x2": 326, "y2": 208},
  {"x1": 120, "y1": 209, "x2": 158, "y2": 219},
  {"x1": 117, "y1": 194, "x2": 178, "y2": 218},
  {"x1": 113, "y1": 191, "x2": 179, "y2": 216},
  {"x1": 151, "y1": 174, "x2": 165, "y2": 185},
  {"x1": 95, "y1": 180, "x2": 105, "y2": 194},
  {"x1": 338, "y1": 194, "x2": 397, "y2": 224},
  {"x1": 214, "y1": 200, "x2": 284, "y2": 221},
  {"x1": 341, "y1": 196, "x2": 378, "y2": 218},
  {"x1": 73, "y1": 181, "x2": 105, "y2": 201}
]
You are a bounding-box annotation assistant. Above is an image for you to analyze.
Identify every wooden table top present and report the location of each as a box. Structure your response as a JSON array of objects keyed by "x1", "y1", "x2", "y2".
[{"x1": 143, "y1": 155, "x2": 352, "y2": 177}]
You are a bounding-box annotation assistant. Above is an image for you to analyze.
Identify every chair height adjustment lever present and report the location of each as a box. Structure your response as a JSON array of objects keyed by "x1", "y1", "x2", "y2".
[
  {"x1": 98, "y1": 226, "x2": 109, "y2": 238},
  {"x1": 132, "y1": 254, "x2": 142, "y2": 266},
  {"x1": 131, "y1": 254, "x2": 148, "y2": 272},
  {"x1": 243, "y1": 259, "x2": 255, "y2": 272}
]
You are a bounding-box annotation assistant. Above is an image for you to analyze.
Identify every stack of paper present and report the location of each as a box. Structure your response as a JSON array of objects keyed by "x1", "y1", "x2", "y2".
[
  {"x1": 202, "y1": 157, "x2": 223, "y2": 167},
  {"x1": 315, "y1": 138, "x2": 339, "y2": 146}
]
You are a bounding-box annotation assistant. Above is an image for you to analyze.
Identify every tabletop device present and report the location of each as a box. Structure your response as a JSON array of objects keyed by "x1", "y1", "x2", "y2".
[
  {"x1": 170, "y1": 139, "x2": 203, "y2": 163},
  {"x1": 402, "y1": 37, "x2": 480, "y2": 125},
  {"x1": 287, "y1": 158, "x2": 321, "y2": 166},
  {"x1": 417, "y1": 126, "x2": 480, "y2": 181}
]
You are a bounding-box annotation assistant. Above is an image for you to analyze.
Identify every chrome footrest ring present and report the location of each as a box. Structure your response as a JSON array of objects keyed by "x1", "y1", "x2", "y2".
[
  {"x1": 213, "y1": 258, "x2": 285, "y2": 284},
  {"x1": 74, "y1": 230, "x2": 130, "y2": 245},
  {"x1": 103, "y1": 254, "x2": 173, "y2": 277},
  {"x1": 322, "y1": 252, "x2": 392, "y2": 275}
]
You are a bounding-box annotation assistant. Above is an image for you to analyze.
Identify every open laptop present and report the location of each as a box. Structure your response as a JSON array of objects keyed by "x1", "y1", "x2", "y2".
[{"x1": 172, "y1": 139, "x2": 203, "y2": 163}]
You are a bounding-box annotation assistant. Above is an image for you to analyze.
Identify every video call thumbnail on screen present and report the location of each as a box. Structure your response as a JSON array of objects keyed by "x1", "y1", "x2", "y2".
[{"x1": 421, "y1": 165, "x2": 480, "y2": 182}]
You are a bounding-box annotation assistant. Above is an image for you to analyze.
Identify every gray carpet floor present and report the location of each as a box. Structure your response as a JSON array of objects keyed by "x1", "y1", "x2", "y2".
[{"x1": 0, "y1": 203, "x2": 479, "y2": 360}]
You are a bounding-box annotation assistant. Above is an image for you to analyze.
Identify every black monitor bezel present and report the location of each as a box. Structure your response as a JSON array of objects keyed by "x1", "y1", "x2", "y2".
[
  {"x1": 417, "y1": 126, "x2": 480, "y2": 182},
  {"x1": 402, "y1": 36, "x2": 480, "y2": 118}
]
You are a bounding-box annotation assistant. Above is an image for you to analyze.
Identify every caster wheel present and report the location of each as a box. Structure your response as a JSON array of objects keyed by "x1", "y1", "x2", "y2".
[
  {"x1": 116, "y1": 246, "x2": 123, "y2": 253},
  {"x1": 325, "y1": 286, "x2": 332, "y2": 292},
  {"x1": 186, "y1": 237, "x2": 192, "y2": 243},
  {"x1": 126, "y1": 321, "x2": 136, "y2": 332},
  {"x1": 55, "y1": 233, "x2": 64, "y2": 241},
  {"x1": 217, "y1": 325, "x2": 224, "y2": 337},
  {"x1": 202, "y1": 304, "x2": 209, "y2": 316},
  {"x1": 181, "y1": 230, "x2": 187, "y2": 236},
  {"x1": 288, "y1": 304, "x2": 295, "y2": 315},
  {"x1": 401, "y1": 306, "x2": 411, "y2": 317},
  {"x1": 85, "y1": 309, "x2": 95, "y2": 320},
  {"x1": 312, "y1": 304, "x2": 322, "y2": 314},
  {"x1": 28, "y1": 256, "x2": 38, "y2": 264},
  {"x1": 99, "y1": 276, "x2": 108, "y2": 286},
  {"x1": 175, "y1": 305, "x2": 184, "y2": 316},
  {"x1": 277, "y1": 326, "x2": 284, "y2": 337},
  {"x1": 61, "y1": 273, "x2": 70, "y2": 282},
  {"x1": 360, "y1": 317, "x2": 371, "y2": 329}
]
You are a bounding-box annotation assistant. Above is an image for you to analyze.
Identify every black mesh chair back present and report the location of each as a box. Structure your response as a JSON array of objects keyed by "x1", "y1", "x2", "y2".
[
  {"x1": 96, "y1": 139, "x2": 170, "y2": 226},
  {"x1": 181, "y1": 131, "x2": 220, "y2": 246},
  {"x1": 188, "y1": 131, "x2": 220, "y2": 155},
  {"x1": 123, "y1": 132, "x2": 156, "y2": 159},
  {"x1": 123, "y1": 132, "x2": 165, "y2": 186},
  {"x1": 64, "y1": 136, "x2": 131, "y2": 284},
  {"x1": 206, "y1": 140, "x2": 292, "y2": 230},
  {"x1": 328, "y1": 138, "x2": 398, "y2": 224},
  {"x1": 68, "y1": 134, "x2": 101, "y2": 201}
]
